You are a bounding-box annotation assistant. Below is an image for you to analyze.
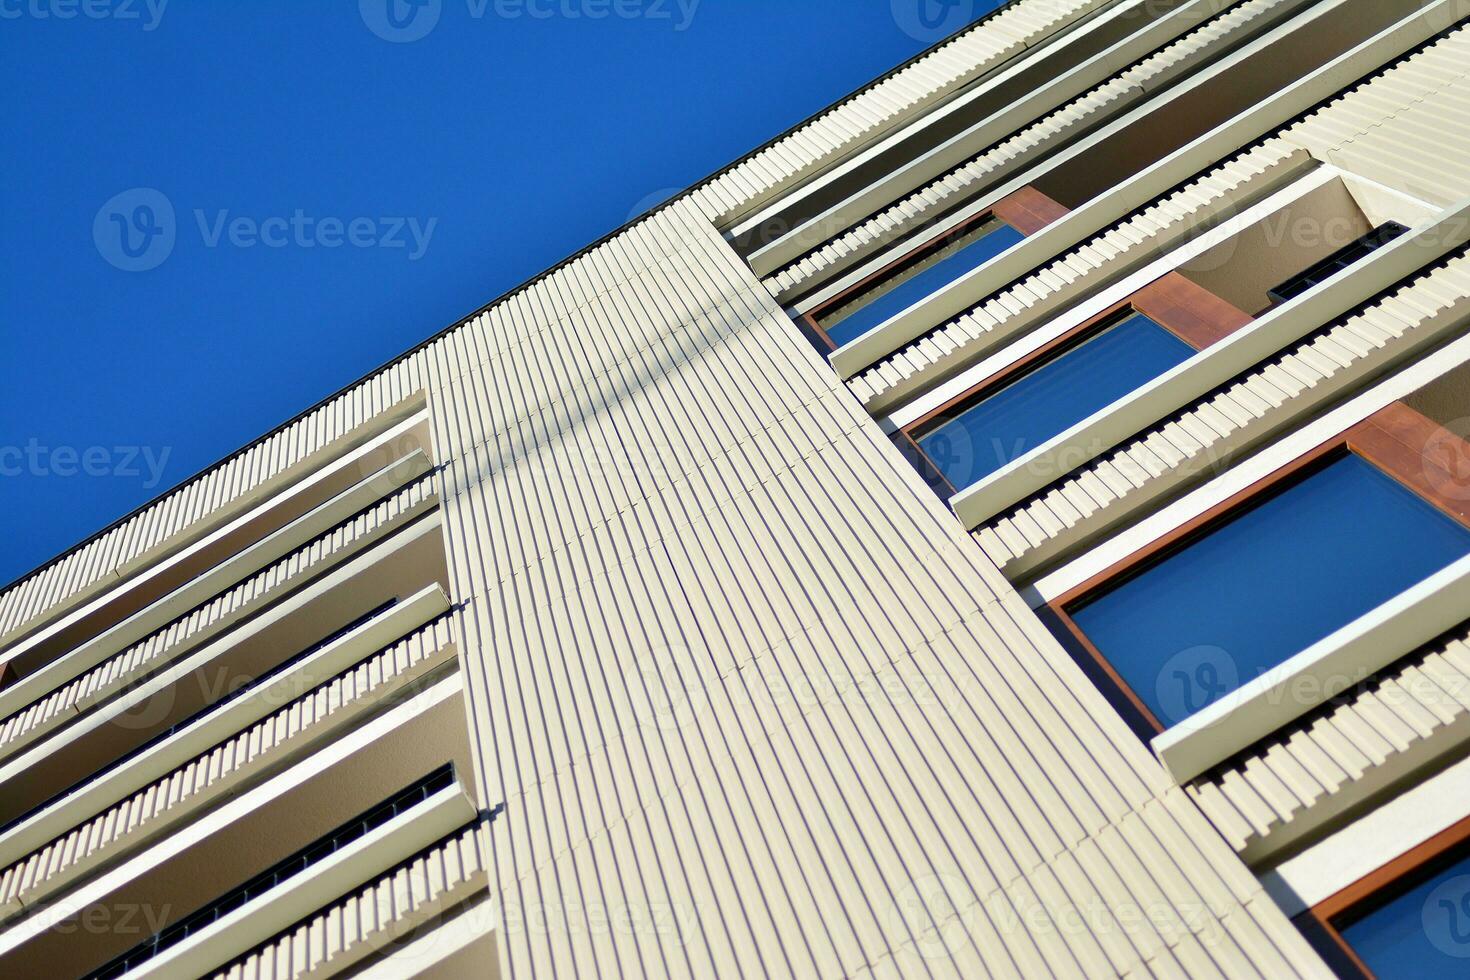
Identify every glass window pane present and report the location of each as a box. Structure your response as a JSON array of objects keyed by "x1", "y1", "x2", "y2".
[
  {"x1": 1338, "y1": 845, "x2": 1470, "y2": 978},
  {"x1": 915, "y1": 313, "x2": 1195, "y2": 492},
  {"x1": 1068, "y1": 454, "x2": 1470, "y2": 726},
  {"x1": 819, "y1": 220, "x2": 1025, "y2": 348}
]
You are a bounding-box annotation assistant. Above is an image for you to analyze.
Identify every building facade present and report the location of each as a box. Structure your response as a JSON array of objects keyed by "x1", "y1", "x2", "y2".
[{"x1": 5, "y1": 1, "x2": 1470, "y2": 975}]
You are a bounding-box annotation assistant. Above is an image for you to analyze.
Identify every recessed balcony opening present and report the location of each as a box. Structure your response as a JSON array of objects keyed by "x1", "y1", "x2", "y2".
[
  {"x1": 1068, "y1": 451, "x2": 1470, "y2": 727},
  {"x1": 1043, "y1": 394, "x2": 1470, "y2": 738},
  {"x1": 1299, "y1": 814, "x2": 1470, "y2": 979},
  {"x1": 809, "y1": 215, "x2": 1025, "y2": 350},
  {"x1": 0, "y1": 515, "x2": 450, "y2": 829},
  {"x1": 0, "y1": 412, "x2": 433, "y2": 693},
  {"x1": 909, "y1": 310, "x2": 1195, "y2": 494},
  {"x1": 724, "y1": 0, "x2": 1178, "y2": 255},
  {"x1": 1172, "y1": 177, "x2": 1410, "y2": 317},
  {"x1": 84, "y1": 766, "x2": 460, "y2": 980},
  {"x1": 1029, "y1": 0, "x2": 1424, "y2": 212},
  {"x1": 0, "y1": 675, "x2": 476, "y2": 979},
  {"x1": 893, "y1": 266, "x2": 1253, "y2": 501}
]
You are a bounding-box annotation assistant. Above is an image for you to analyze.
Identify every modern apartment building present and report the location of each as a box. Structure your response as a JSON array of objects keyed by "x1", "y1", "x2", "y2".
[{"x1": 5, "y1": 0, "x2": 1470, "y2": 975}]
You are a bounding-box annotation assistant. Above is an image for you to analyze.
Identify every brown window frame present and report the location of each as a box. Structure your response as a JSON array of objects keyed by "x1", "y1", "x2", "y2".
[
  {"x1": 797, "y1": 186, "x2": 1070, "y2": 353},
  {"x1": 899, "y1": 272, "x2": 1253, "y2": 478},
  {"x1": 1295, "y1": 810, "x2": 1470, "y2": 978},
  {"x1": 1040, "y1": 401, "x2": 1470, "y2": 739},
  {"x1": 890, "y1": 429, "x2": 960, "y2": 499}
]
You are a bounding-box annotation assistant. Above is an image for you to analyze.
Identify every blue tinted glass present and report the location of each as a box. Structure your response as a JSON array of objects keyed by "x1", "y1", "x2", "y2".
[
  {"x1": 822, "y1": 221, "x2": 1026, "y2": 348},
  {"x1": 1339, "y1": 848, "x2": 1470, "y2": 978},
  {"x1": 1070, "y1": 454, "x2": 1470, "y2": 726},
  {"x1": 915, "y1": 313, "x2": 1194, "y2": 492}
]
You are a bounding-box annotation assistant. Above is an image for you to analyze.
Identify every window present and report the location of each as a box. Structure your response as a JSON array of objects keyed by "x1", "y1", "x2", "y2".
[
  {"x1": 1268, "y1": 221, "x2": 1410, "y2": 304},
  {"x1": 910, "y1": 311, "x2": 1196, "y2": 493},
  {"x1": 1302, "y1": 815, "x2": 1470, "y2": 979},
  {"x1": 812, "y1": 216, "x2": 1025, "y2": 349},
  {"x1": 1335, "y1": 845, "x2": 1470, "y2": 978},
  {"x1": 1047, "y1": 403, "x2": 1470, "y2": 733}
]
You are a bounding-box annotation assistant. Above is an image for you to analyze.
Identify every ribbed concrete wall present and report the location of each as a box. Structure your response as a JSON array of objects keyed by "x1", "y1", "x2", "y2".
[
  {"x1": 19, "y1": 1, "x2": 1463, "y2": 974},
  {"x1": 431, "y1": 196, "x2": 1322, "y2": 976},
  {"x1": 0, "y1": 175, "x2": 1328, "y2": 976},
  {"x1": 1283, "y1": 26, "x2": 1470, "y2": 205},
  {"x1": 764, "y1": 0, "x2": 1299, "y2": 297}
]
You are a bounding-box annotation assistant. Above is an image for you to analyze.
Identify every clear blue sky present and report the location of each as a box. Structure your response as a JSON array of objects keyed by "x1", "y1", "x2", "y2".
[{"x1": 0, "y1": 0, "x2": 998, "y2": 586}]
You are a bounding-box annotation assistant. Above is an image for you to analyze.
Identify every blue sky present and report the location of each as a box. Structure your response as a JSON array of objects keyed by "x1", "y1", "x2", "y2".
[{"x1": 0, "y1": 0, "x2": 996, "y2": 585}]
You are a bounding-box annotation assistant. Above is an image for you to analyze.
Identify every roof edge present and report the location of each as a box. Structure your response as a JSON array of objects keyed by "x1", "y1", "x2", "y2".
[{"x1": 0, "y1": 1, "x2": 1029, "y2": 601}]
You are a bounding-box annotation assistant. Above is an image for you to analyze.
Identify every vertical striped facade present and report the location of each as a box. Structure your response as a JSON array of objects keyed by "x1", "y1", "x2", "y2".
[{"x1": 5, "y1": 1, "x2": 1470, "y2": 976}]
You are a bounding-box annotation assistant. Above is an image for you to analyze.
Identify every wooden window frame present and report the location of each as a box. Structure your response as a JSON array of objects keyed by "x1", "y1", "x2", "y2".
[
  {"x1": 1040, "y1": 401, "x2": 1470, "y2": 739},
  {"x1": 798, "y1": 186, "x2": 1070, "y2": 352},
  {"x1": 1295, "y1": 811, "x2": 1470, "y2": 979},
  {"x1": 890, "y1": 429, "x2": 960, "y2": 499},
  {"x1": 901, "y1": 272, "x2": 1253, "y2": 444}
]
